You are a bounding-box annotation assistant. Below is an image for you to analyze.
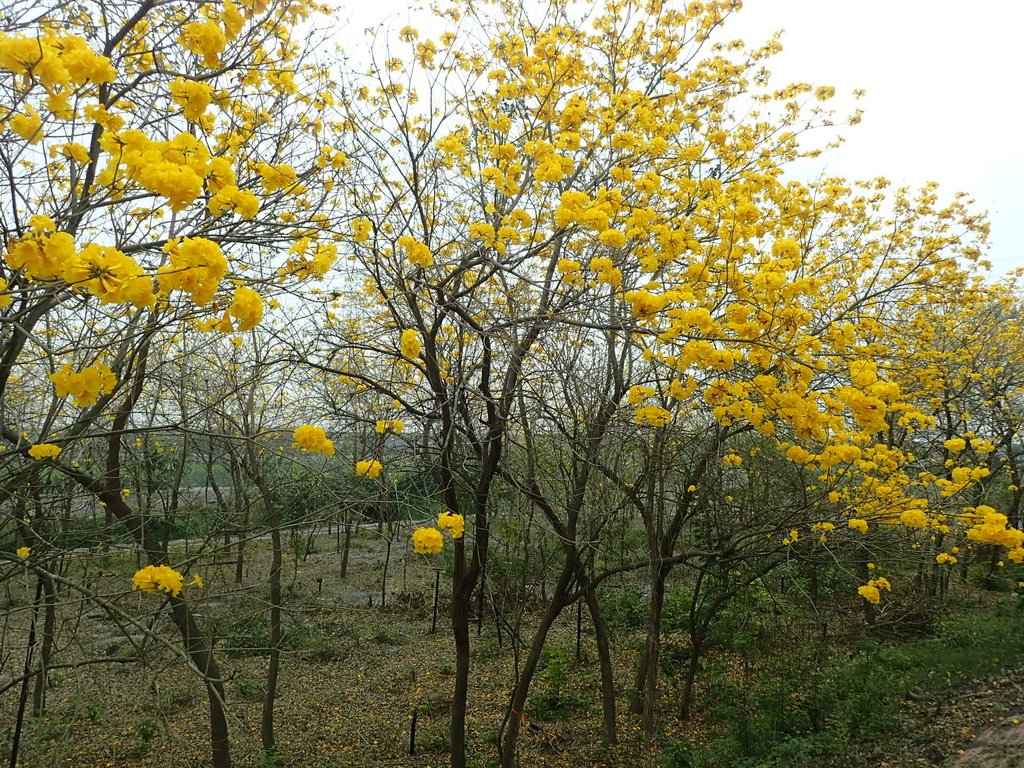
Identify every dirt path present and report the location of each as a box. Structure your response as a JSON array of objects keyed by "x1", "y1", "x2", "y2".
[{"x1": 945, "y1": 676, "x2": 1024, "y2": 767}]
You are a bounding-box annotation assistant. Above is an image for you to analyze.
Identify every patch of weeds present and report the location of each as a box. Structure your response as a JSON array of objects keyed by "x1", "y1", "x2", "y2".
[
  {"x1": 258, "y1": 750, "x2": 290, "y2": 768},
  {"x1": 63, "y1": 693, "x2": 105, "y2": 723},
  {"x1": 659, "y1": 738, "x2": 695, "y2": 768},
  {"x1": 531, "y1": 645, "x2": 587, "y2": 721},
  {"x1": 371, "y1": 623, "x2": 401, "y2": 645},
  {"x1": 472, "y1": 637, "x2": 501, "y2": 661},
  {"x1": 133, "y1": 715, "x2": 161, "y2": 746},
  {"x1": 416, "y1": 719, "x2": 451, "y2": 754},
  {"x1": 234, "y1": 669, "x2": 266, "y2": 701}
]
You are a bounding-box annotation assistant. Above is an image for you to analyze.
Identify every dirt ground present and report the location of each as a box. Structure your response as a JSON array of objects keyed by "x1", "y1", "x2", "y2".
[{"x1": 3, "y1": 524, "x2": 1024, "y2": 768}]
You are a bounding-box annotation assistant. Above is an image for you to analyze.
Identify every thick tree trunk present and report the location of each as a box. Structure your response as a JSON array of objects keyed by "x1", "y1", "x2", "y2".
[
  {"x1": 450, "y1": 579, "x2": 471, "y2": 768},
  {"x1": 679, "y1": 637, "x2": 702, "y2": 720},
  {"x1": 641, "y1": 568, "x2": 667, "y2": 734}
]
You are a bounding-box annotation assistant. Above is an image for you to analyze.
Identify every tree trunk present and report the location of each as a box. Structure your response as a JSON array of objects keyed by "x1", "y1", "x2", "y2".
[
  {"x1": 32, "y1": 573, "x2": 56, "y2": 716},
  {"x1": 499, "y1": 563, "x2": 573, "y2": 768},
  {"x1": 584, "y1": 587, "x2": 617, "y2": 745},
  {"x1": 169, "y1": 600, "x2": 231, "y2": 768},
  {"x1": 261, "y1": 523, "x2": 282, "y2": 753},
  {"x1": 450, "y1": 577, "x2": 471, "y2": 768},
  {"x1": 641, "y1": 567, "x2": 667, "y2": 735},
  {"x1": 630, "y1": 564, "x2": 667, "y2": 734}
]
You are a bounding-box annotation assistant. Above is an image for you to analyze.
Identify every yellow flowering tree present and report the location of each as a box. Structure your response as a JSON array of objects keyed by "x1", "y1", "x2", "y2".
[
  {"x1": 312, "y1": 0, "x2": 1004, "y2": 762},
  {"x1": 0, "y1": 0, "x2": 349, "y2": 765}
]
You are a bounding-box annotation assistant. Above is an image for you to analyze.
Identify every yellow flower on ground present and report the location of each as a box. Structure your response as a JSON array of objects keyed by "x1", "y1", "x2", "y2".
[
  {"x1": 355, "y1": 459, "x2": 383, "y2": 479},
  {"x1": 28, "y1": 443, "x2": 61, "y2": 460},
  {"x1": 438, "y1": 511, "x2": 465, "y2": 539},
  {"x1": 412, "y1": 527, "x2": 443, "y2": 554},
  {"x1": 189, "y1": 574, "x2": 204, "y2": 588},
  {"x1": 17, "y1": 546, "x2": 31, "y2": 558},
  {"x1": 132, "y1": 564, "x2": 185, "y2": 597}
]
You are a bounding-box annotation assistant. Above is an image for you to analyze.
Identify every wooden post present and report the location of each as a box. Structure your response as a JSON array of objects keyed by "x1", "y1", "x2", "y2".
[
  {"x1": 430, "y1": 568, "x2": 441, "y2": 633},
  {"x1": 409, "y1": 709, "x2": 418, "y2": 755},
  {"x1": 575, "y1": 599, "x2": 583, "y2": 662}
]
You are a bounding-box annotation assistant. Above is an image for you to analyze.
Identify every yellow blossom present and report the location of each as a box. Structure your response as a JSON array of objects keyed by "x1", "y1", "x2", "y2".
[
  {"x1": 438, "y1": 511, "x2": 465, "y2": 539},
  {"x1": 355, "y1": 459, "x2": 383, "y2": 479},
  {"x1": 28, "y1": 443, "x2": 61, "y2": 460},
  {"x1": 412, "y1": 527, "x2": 443, "y2": 554},
  {"x1": 132, "y1": 564, "x2": 185, "y2": 597},
  {"x1": 292, "y1": 425, "x2": 334, "y2": 456}
]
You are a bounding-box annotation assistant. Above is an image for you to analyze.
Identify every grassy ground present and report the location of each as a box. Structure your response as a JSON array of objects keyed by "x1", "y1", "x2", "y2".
[{"x1": 3, "y1": 525, "x2": 1023, "y2": 768}]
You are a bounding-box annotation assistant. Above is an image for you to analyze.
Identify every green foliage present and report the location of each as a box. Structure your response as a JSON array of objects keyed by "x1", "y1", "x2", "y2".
[
  {"x1": 132, "y1": 716, "x2": 161, "y2": 746},
  {"x1": 599, "y1": 587, "x2": 648, "y2": 629},
  {"x1": 683, "y1": 597, "x2": 1024, "y2": 767},
  {"x1": 531, "y1": 645, "x2": 588, "y2": 721}
]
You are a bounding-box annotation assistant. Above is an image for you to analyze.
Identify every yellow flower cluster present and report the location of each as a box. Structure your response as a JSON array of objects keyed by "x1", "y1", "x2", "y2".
[
  {"x1": 355, "y1": 459, "x2": 383, "y2": 479},
  {"x1": 634, "y1": 405, "x2": 671, "y2": 428},
  {"x1": 0, "y1": 31, "x2": 115, "y2": 89},
  {"x1": 17, "y1": 546, "x2": 31, "y2": 559},
  {"x1": 943, "y1": 437, "x2": 966, "y2": 452},
  {"x1": 10, "y1": 105, "x2": 42, "y2": 143},
  {"x1": 282, "y1": 239, "x2": 336, "y2": 279},
  {"x1": 28, "y1": 443, "x2": 61, "y2": 460},
  {"x1": 0, "y1": 277, "x2": 11, "y2": 308},
  {"x1": 256, "y1": 161, "x2": 298, "y2": 193},
  {"x1": 63, "y1": 243, "x2": 154, "y2": 307},
  {"x1": 857, "y1": 576, "x2": 891, "y2": 604},
  {"x1": 208, "y1": 185, "x2": 260, "y2": 219},
  {"x1": 398, "y1": 235, "x2": 434, "y2": 268},
  {"x1": 412, "y1": 512, "x2": 466, "y2": 555},
  {"x1": 401, "y1": 329, "x2": 422, "y2": 359},
  {"x1": 965, "y1": 506, "x2": 1024, "y2": 562},
  {"x1": 179, "y1": 19, "x2": 228, "y2": 68},
  {"x1": 935, "y1": 552, "x2": 957, "y2": 565},
  {"x1": 5, "y1": 215, "x2": 75, "y2": 281},
  {"x1": 412, "y1": 526, "x2": 443, "y2": 554},
  {"x1": 157, "y1": 238, "x2": 227, "y2": 306},
  {"x1": 292, "y1": 425, "x2": 335, "y2": 456},
  {"x1": 438, "y1": 511, "x2": 465, "y2": 539},
  {"x1": 132, "y1": 564, "x2": 185, "y2": 597},
  {"x1": 722, "y1": 453, "x2": 743, "y2": 468},
  {"x1": 97, "y1": 130, "x2": 212, "y2": 211},
  {"x1": 168, "y1": 78, "x2": 214, "y2": 124},
  {"x1": 50, "y1": 362, "x2": 117, "y2": 407},
  {"x1": 227, "y1": 286, "x2": 263, "y2": 331},
  {"x1": 375, "y1": 419, "x2": 405, "y2": 434},
  {"x1": 625, "y1": 289, "x2": 669, "y2": 319},
  {"x1": 627, "y1": 385, "x2": 655, "y2": 404},
  {"x1": 848, "y1": 518, "x2": 869, "y2": 533}
]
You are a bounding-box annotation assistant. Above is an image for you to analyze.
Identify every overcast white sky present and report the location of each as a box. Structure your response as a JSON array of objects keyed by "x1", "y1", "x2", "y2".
[
  {"x1": 339, "y1": 0, "x2": 1023, "y2": 278},
  {"x1": 725, "y1": 0, "x2": 1023, "y2": 278}
]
